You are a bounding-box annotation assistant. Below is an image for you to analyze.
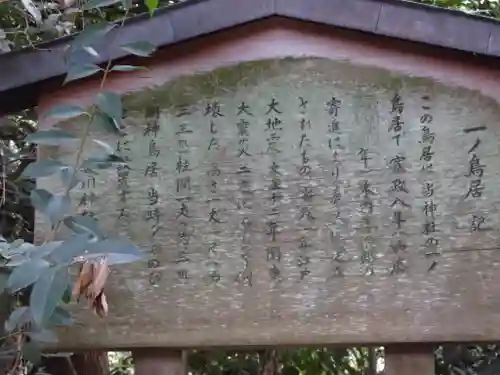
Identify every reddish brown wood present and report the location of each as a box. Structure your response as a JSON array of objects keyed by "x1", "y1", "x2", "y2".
[
  {"x1": 44, "y1": 351, "x2": 109, "y2": 375},
  {"x1": 385, "y1": 345, "x2": 435, "y2": 375},
  {"x1": 133, "y1": 349, "x2": 185, "y2": 375}
]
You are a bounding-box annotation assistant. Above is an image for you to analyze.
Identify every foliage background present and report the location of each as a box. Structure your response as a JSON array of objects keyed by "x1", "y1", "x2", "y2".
[{"x1": 1, "y1": 0, "x2": 500, "y2": 375}]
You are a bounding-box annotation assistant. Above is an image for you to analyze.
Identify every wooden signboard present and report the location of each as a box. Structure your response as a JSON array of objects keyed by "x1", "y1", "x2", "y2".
[{"x1": 36, "y1": 57, "x2": 500, "y2": 350}]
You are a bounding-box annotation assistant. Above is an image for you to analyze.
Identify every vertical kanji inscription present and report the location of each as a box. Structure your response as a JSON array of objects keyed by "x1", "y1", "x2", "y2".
[
  {"x1": 388, "y1": 93, "x2": 410, "y2": 275},
  {"x1": 204, "y1": 100, "x2": 223, "y2": 285},
  {"x1": 235, "y1": 101, "x2": 254, "y2": 287},
  {"x1": 174, "y1": 104, "x2": 194, "y2": 283},
  {"x1": 143, "y1": 106, "x2": 162, "y2": 286},
  {"x1": 419, "y1": 95, "x2": 440, "y2": 271},
  {"x1": 296, "y1": 96, "x2": 314, "y2": 281},
  {"x1": 463, "y1": 124, "x2": 489, "y2": 234},
  {"x1": 265, "y1": 98, "x2": 284, "y2": 281}
]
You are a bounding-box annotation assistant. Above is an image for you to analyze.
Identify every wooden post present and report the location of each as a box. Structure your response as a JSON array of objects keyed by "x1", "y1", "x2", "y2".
[
  {"x1": 367, "y1": 347, "x2": 377, "y2": 375},
  {"x1": 133, "y1": 349, "x2": 186, "y2": 375},
  {"x1": 384, "y1": 345, "x2": 435, "y2": 375}
]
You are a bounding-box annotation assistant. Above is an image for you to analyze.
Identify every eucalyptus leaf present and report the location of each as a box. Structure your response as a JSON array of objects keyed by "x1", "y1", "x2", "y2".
[
  {"x1": 24, "y1": 130, "x2": 77, "y2": 146},
  {"x1": 96, "y1": 91, "x2": 122, "y2": 120},
  {"x1": 30, "y1": 189, "x2": 52, "y2": 212},
  {"x1": 7, "y1": 258, "x2": 50, "y2": 293},
  {"x1": 71, "y1": 22, "x2": 114, "y2": 49},
  {"x1": 92, "y1": 111, "x2": 121, "y2": 133},
  {"x1": 50, "y1": 233, "x2": 92, "y2": 264},
  {"x1": 21, "y1": 159, "x2": 66, "y2": 179},
  {"x1": 0, "y1": 271, "x2": 9, "y2": 294},
  {"x1": 30, "y1": 266, "x2": 70, "y2": 328},
  {"x1": 30, "y1": 188, "x2": 53, "y2": 213},
  {"x1": 47, "y1": 306, "x2": 74, "y2": 327},
  {"x1": 60, "y1": 167, "x2": 80, "y2": 190},
  {"x1": 83, "y1": 46, "x2": 99, "y2": 57},
  {"x1": 5, "y1": 254, "x2": 30, "y2": 267},
  {"x1": 63, "y1": 215, "x2": 104, "y2": 238},
  {"x1": 121, "y1": 41, "x2": 156, "y2": 57},
  {"x1": 111, "y1": 65, "x2": 147, "y2": 72},
  {"x1": 0, "y1": 293, "x2": 10, "y2": 316},
  {"x1": 79, "y1": 159, "x2": 112, "y2": 171},
  {"x1": 83, "y1": 0, "x2": 120, "y2": 10},
  {"x1": 121, "y1": 0, "x2": 132, "y2": 9},
  {"x1": 62, "y1": 287, "x2": 72, "y2": 304},
  {"x1": 10, "y1": 239, "x2": 25, "y2": 249},
  {"x1": 41, "y1": 104, "x2": 87, "y2": 120},
  {"x1": 7, "y1": 242, "x2": 36, "y2": 258},
  {"x1": 64, "y1": 63, "x2": 101, "y2": 84},
  {"x1": 80, "y1": 153, "x2": 125, "y2": 170},
  {"x1": 46, "y1": 194, "x2": 71, "y2": 225},
  {"x1": 21, "y1": 0, "x2": 41, "y2": 23},
  {"x1": 28, "y1": 328, "x2": 59, "y2": 343},
  {"x1": 84, "y1": 239, "x2": 144, "y2": 264},
  {"x1": 5, "y1": 306, "x2": 30, "y2": 332},
  {"x1": 92, "y1": 139, "x2": 115, "y2": 155},
  {"x1": 22, "y1": 341, "x2": 42, "y2": 365},
  {"x1": 29, "y1": 242, "x2": 63, "y2": 260}
]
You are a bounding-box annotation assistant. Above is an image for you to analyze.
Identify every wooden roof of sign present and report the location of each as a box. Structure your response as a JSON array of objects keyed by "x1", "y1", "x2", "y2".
[{"x1": 2, "y1": 0, "x2": 500, "y2": 113}]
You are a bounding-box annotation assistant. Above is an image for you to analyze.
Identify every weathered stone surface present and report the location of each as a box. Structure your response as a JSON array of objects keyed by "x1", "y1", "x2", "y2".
[{"x1": 36, "y1": 57, "x2": 500, "y2": 349}]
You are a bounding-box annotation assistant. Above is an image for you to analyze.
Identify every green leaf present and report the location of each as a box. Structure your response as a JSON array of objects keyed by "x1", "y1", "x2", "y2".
[
  {"x1": 30, "y1": 189, "x2": 53, "y2": 214},
  {"x1": 9, "y1": 239, "x2": 26, "y2": 250},
  {"x1": 5, "y1": 255, "x2": 30, "y2": 267},
  {"x1": 62, "y1": 287, "x2": 72, "y2": 304},
  {"x1": 64, "y1": 63, "x2": 101, "y2": 84},
  {"x1": 29, "y1": 242, "x2": 64, "y2": 260},
  {"x1": 24, "y1": 129, "x2": 77, "y2": 146},
  {"x1": 145, "y1": 0, "x2": 158, "y2": 15},
  {"x1": 30, "y1": 266, "x2": 70, "y2": 328},
  {"x1": 63, "y1": 215, "x2": 104, "y2": 239},
  {"x1": 28, "y1": 328, "x2": 59, "y2": 343},
  {"x1": 46, "y1": 194, "x2": 71, "y2": 225},
  {"x1": 22, "y1": 341, "x2": 42, "y2": 365},
  {"x1": 21, "y1": 0, "x2": 42, "y2": 23},
  {"x1": 92, "y1": 139, "x2": 116, "y2": 155},
  {"x1": 41, "y1": 104, "x2": 87, "y2": 120},
  {"x1": 0, "y1": 294, "x2": 11, "y2": 316},
  {"x1": 83, "y1": 0, "x2": 120, "y2": 10},
  {"x1": 83, "y1": 46, "x2": 99, "y2": 57},
  {"x1": 5, "y1": 306, "x2": 30, "y2": 332},
  {"x1": 47, "y1": 306, "x2": 74, "y2": 327},
  {"x1": 60, "y1": 167, "x2": 80, "y2": 190},
  {"x1": 111, "y1": 65, "x2": 147, "y2": 72},
  {"x1": 50, "y1": 233, "x2": 91, "y2": 264},
  {"x1": 121, "y1": 0, "x2": 132, "y2": 9},
  {"x1": 7, "y1": 258, "x2": 50, "y2": 293},
  {"x1": 121, "y1": 41, "x2": 156, "y2": 57},
  {"x1": 96, "y1": 91, "x2": 122, "y2": 120},
  {"x1": 92, "y1": 110, "x2": 121, "y2": 134},
  {"x1": 84, "y1": 239, "x2": 144, "y2": 265},
  {"x1": 71, "y1": 22, "x2": 114, "y2": 49},
  {"x1": 0, "y1": 271, "x2": 9, "y2": 294},
  {"x1": 80, "y1": 153, "x2": 125, "y2": 170},
  {"x1": 21, "y1": 159, "x2": 66, "y2": 179}
]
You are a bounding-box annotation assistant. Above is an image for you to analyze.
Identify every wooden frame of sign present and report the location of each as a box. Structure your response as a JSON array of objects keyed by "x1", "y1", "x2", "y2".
[{"x1": 8, "y1": 2, "x2": 500, "y2": 374}]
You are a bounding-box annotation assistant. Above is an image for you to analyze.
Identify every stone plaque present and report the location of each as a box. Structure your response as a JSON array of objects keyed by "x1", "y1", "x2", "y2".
[{"x1": 36, "y1": 58, "x2": 500, "y2": 349}]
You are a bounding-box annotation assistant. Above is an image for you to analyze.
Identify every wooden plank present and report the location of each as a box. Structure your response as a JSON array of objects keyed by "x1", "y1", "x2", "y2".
[
  {"x1": 36, "y1": 55, "x2": 500, "y2": 349},
  {"x1": 133, "y1": 349, "x2": 185, "y2": 375},
  {"x1": 385, "y1": 345, "x2": 435, "y2": 375}
]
